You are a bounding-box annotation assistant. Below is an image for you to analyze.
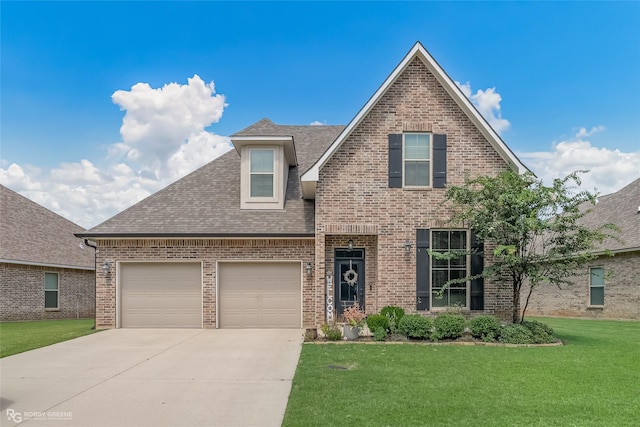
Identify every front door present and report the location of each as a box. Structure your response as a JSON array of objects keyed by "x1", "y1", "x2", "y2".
[{"x1": 335, "y1": 249, "x2": 365, "y2": 317}]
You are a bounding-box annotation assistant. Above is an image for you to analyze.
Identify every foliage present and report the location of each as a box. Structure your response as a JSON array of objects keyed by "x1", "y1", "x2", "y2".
[
  {"x1": 441, "y1": 170, "x2": 619, "y2": 323},
  {"x1": 343, "y1": 301, "x2": 366, "y2": 328},
  {"x1": 373, "y1": 327, "x2": 387, "y2": 342},
  {"x1": 397, "y1": 315, "x2": 433, "y2": 339},
  {"x1": 433, "y1": 313, "x2": 465, "y2": 340},
  {"x1": 380, "y1": 306, "x2": 405, "y2": 333},
  {"x1": 0, "y1": 319, "x2": 98, "y2": 358},
  {"x1": 522, "y1": 320, "x2": 556, "y2": 344},
  {"x1": 284, "y1": 318, "x2": 640, "y2": 426},
  {"x1": 366, "y1": 314, "x2": 389, "y2": 333},
  {"x1": 469, "y1": 315, "x2": 502, "y2": 342},
  {"x1": 320, "y1": 323, "x2": 342, "y2": 341},
  {"x1": 499, "y1": 324, "x2": 535, "y2": 344}
]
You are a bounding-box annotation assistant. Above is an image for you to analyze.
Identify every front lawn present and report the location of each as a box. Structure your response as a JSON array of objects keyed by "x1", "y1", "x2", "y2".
[
  {"x1": 0, "y1": 318, "x2": 98, "y2": 358},
  {"x1": 283, "y1": 317, "x2": 640, "y2": 426}
]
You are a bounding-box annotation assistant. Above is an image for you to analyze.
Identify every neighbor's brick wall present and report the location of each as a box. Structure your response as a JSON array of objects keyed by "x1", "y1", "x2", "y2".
[
  {"x1": 0, "y1": 263, "x2": 95, "y2": 321},
  {"x1": 522, "y1": 251, "x2": 640, "y2": 320},
  {"x1": 315, "y1": 57, "x2": 513, "y2": 322},
  {"x1": 95, "y1": 238, "x2": 314, "y2": 329}
]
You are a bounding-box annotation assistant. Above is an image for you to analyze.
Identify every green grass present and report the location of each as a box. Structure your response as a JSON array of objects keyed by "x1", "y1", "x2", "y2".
[
  {"x1": 0, "y1": 318, "x2": 98, "y2": 358},
  {"x1": 283, "y1": 317, "x2": 640, "y2": 427}
]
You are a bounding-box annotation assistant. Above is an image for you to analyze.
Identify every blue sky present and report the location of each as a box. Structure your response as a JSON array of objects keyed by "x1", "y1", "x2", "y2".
[{"x1": 2, "y1": 1, "x2": 639, "y2": 228}]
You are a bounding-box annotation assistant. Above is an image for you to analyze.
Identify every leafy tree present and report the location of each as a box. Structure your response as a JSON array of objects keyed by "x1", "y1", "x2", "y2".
[{"x1": 438, "y1": 170, "x2": 618, "y2": 323}]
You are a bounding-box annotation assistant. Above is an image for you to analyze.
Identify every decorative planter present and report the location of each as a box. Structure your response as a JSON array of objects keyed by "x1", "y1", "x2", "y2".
[{"x1": 343, "y1": 325, "x2": 360, "y2": 340}]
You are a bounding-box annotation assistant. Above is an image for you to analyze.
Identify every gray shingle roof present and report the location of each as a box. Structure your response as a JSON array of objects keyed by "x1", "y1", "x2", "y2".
[
  {"x1": 581, "y1": 177, "x2": 640, "y2": 253},
  {"x1": 0, "y1": 185, "x2": 94, "y2": 269},
  {"x1": 81, "y1": 119, "x2": 344, "y2": 237}
]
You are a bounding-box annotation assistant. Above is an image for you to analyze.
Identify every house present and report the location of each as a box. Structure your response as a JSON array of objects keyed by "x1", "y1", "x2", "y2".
[
  {"x1": 0, "y1": 185, "x2": 95, "y2": 321},
  {"x1": 523, "y1": 178, "x2": 640, "y2": 320},
  {"x1": 78, "y1": 42, "x2": 529, "y2": 329}
]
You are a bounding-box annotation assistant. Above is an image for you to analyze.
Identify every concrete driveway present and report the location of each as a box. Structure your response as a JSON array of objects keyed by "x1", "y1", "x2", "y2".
[{"x1": 1, "y1": 328, "x2": 303, "y2": 426}]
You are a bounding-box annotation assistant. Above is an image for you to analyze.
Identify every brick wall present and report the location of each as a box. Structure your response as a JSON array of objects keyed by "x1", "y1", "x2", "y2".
[
  {"x1": 522, "y1": 251, "x2": 640, "y2": 320},
  {"x1": 95, "y1": 238, "x2": 315, "y2": 328},
  {"x1": 315, "y1": 57, "x2": 513, "y2": 322},
  {"x1": 0, "y1": 263, "x2": 95, "y2": 321}
]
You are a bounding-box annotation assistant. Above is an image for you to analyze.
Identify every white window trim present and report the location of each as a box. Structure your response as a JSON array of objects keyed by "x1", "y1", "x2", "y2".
[
  {"x1": 240, "y1": 145, "x2": 286, "y2": 210},
  {"x1": 430, "y1": 229, "x2": 470, "y2": 310},
  {"x1": 249, "y1": 148, "x2": 277, "y2": 201},
  {"x1": 402, "y1": 132, "x2": 432, "y2": 189},
  {"x1": 44, "y1": 271, "x2": 60, "y2": 310},
  {"x1": 588, "y1": 266, "x2": 605, "y2": 307}
]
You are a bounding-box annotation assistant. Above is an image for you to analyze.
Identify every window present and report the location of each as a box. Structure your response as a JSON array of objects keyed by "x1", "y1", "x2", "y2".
[
  {"x1": 44, "y1": 272, "x2": 59, "y2": 309},
  {"x1": 403, "y1": 133, "x2": 431, "y2": 187},
  {"x1": 589, "y1": 267, "x2": 604, "y2": 306},
  {"x1": 431, "y1": 230, "x2": 468, "y2": 308},
  {"x1": 250, "y1": 149, "x2": 274, "y2": 198}
]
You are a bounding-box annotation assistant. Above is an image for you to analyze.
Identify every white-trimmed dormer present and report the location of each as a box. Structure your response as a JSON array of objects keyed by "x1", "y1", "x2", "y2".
[{"x1": 232, "y1": 135, "x2": 297, "y2": 210}]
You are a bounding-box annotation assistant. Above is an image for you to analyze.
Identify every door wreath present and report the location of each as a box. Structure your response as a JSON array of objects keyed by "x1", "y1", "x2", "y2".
[{"x1": 343, "y1": 260, "x2": 358, "y2": 286}]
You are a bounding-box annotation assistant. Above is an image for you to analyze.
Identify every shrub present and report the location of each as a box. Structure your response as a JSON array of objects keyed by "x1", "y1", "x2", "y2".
[
  {"x1": 343, "y1": 301, "x2": 366, "y2": 328},
  {"x1": 320, "y1": 323, "x2": 342, "y2": 341},
  {"x1": 469, "y1": 315, "x2": 502, "y2": 342},
  {"x1": 373, "y1": 327, "x2": 387, "y2": 342},
  {"x1": 380, "y1": 306, "x2": 405, "y2": 333},
  {"x1": 366, "y1": 314, "x2": 389, "y2": 333},
  {"x1": 522, "y1": 320, "x2": 556, "y2": 344},
  {"x1": 433, "y1": 314, "x2": 465, "y2": 340},
  {"x1": 499, "y1": 324, "x2": 535, "y2": 344},
  {"x1": 397, "y1": 315, "x2": 432, "y2": 339}
]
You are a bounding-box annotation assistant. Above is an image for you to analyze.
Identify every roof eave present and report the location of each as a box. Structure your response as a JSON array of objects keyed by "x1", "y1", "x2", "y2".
[{"x1": 75, "y1": 232, "x2": 315, "y2": 239}]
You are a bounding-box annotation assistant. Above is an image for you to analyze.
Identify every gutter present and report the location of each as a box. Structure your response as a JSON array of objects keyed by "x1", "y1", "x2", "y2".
[
  {"x1": 75, "y1": 232, "x2": 316, "y2": 239},
  {"x1": 83, "y1": 239, "x2": 98, "y2": 330}
]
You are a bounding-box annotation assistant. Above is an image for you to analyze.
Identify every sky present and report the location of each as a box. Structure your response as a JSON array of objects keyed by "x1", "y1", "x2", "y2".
[{"x1": 1, "y1": 1, "x2": 639, "y2": 229}]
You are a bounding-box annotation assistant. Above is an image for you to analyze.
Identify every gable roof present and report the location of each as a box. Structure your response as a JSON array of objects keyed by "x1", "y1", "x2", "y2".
[
  {"x1": 300, "y1": 41, "x2": 529, "y2": 198},
  {"x1": 0, "y1": 185, "x2": 94, "y2": 269},
  {"x1": 80, "y1": 121, "x2": 343, "y2": 238},
  {"x1": 580, "y1": 177, "x2": 640, "y2": 254}
]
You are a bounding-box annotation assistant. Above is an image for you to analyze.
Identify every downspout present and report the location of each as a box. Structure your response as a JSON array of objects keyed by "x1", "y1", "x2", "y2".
[{"x1": 84, "y1": 239, "x2": 97, "y2": 330}]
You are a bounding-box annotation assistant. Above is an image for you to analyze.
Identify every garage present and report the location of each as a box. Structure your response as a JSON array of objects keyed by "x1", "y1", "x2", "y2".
[
  {"x1": 119, "y1": 262, "x2": 202, "y2": 328},
  {"x1": 217, "y1": 262, "x2": 301, "y2": 328}
]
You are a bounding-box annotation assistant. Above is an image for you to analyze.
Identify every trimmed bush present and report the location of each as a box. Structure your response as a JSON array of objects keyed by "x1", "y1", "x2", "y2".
[
  {"x1": 373, "y1": 327, "x2": 387, "y2": 342},
  {"x1": 366, "y1": 314, "x2": 389, "y2": 333},
  {"x1": 380, "y1": 306, "x2": 405, "y2": 333},
  {"x1": 433, "y1": 314, "x2": 465, "y2": 340},
  {"x1": 522, "y1": 320, "x2": 556, "y2": 344},
  {"x1": 398, "y1": 315, "x2": 432, "y2": 339},
  {"x1": 469, "y1": 315, "x2": 502, "y2": 342},
  {"x1": 320, "y1": 323, "x2": 342, "y2": 341},
  {"x1": 499, "y1": 324, "x2": 535, "y2": 344}
]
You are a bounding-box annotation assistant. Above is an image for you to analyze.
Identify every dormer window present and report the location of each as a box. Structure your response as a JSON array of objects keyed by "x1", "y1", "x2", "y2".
[{"x1": 250, "y1": 149, "x2": 275, "y2": 198}]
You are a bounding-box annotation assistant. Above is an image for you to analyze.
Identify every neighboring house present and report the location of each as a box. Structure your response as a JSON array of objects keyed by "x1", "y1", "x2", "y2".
[
  {"x1": 523, "y1": 178, "x2": 640, "y2": 320},
  {"x1": 0, "y1": 185, "x2": 95, "y2": 321},
  {"x1": 78, "y1": 42, "x2": 529, "y2": 329}
]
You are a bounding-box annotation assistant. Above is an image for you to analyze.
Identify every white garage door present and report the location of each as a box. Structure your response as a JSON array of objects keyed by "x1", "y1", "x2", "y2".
[
  {"x1": 120, "y1": 262, "x2": 202, "y2": 328},
  {"x1": 218, "y1": 262, "x2": 301, "y2": 328}
]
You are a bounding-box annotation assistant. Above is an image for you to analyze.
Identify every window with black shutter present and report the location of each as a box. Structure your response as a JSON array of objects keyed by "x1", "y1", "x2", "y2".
[{"x1": 388, "y1": 133, "x2": 447, "y2": 189}]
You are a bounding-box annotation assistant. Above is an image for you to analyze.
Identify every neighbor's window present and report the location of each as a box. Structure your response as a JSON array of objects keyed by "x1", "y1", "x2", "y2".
[
  {"x1": 589, "y1": 267, "x2": 604, "y2": 306},
  {"x1": 431, "y1": 230, "x2": 468, "y2": 308},
  {"x1": 403, "y1": 133, "x2": 431, "y2": 187},
  {"x1": 44, "y1": 272, "x2": 59, "y2": 309},
  {"x1": 250, "y1": 149, "x2": 275, "y2": 197}
]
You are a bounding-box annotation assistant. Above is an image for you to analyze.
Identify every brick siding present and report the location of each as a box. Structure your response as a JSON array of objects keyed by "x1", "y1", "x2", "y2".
[{"x1": 0, "y1": 263, "x2": 95, "y2": 321}]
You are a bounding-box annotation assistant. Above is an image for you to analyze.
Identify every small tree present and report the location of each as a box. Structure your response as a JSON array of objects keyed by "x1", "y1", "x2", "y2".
[{"x1": 440, "y1": 170, "x2": 618, "y2": 323}]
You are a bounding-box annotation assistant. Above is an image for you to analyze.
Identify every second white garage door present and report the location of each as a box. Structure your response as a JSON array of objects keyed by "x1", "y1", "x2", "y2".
[
  {"x1": 120, "y1": 262, "x2": 202, "y2": 328},
  {"x1": 218, "y1": 262, "x2": 301, "y2": 328}
]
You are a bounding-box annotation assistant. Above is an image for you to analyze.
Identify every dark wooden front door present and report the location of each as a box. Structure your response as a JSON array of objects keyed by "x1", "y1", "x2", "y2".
[{"x1": 335, "y1": 249, "x2": 365, "y2": 316}]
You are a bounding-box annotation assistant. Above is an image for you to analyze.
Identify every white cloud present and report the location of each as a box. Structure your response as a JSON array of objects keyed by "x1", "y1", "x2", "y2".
[
  {"x1": 456, "y1": 81, "x2": 510, "y2": 134},
  {"x1": 309, "y1": 120, "x2": 325, "y2": 126},
  {"x1": 520, "y1": 127, "x2": 640, "y2": 196},
  {"x1": 1, "y1": 76, "x2": 232, "y2": 228}
]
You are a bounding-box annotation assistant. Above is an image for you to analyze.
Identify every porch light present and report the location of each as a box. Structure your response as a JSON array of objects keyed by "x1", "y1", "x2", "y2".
[
  {"x1": 404, "y1": 239, "x2": 412, "y2": 253},
  {"x1": 347, "y1": 239, "x2": 354, "y2": 251},
  {"x1": 305, "y1": 261, "x2": 313, "y2": 275},
  {"x1": 102, "y1": 261, "x2": 111, "y2": 271}
]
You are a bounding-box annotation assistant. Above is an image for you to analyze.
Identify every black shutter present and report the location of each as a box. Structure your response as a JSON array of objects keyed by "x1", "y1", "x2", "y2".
[
  {"x1": 470, "y1": 230, "x2": 484, "y2": 310},
  {"x1": 416, "y1": 229, "x2": 430, "y2": 310},
  {"x1": 433, "y1": 134, "x2": 447, "y2": 188},
  {"x1": 388, "y1": 134, "x2": 403, "y2": 188}
]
